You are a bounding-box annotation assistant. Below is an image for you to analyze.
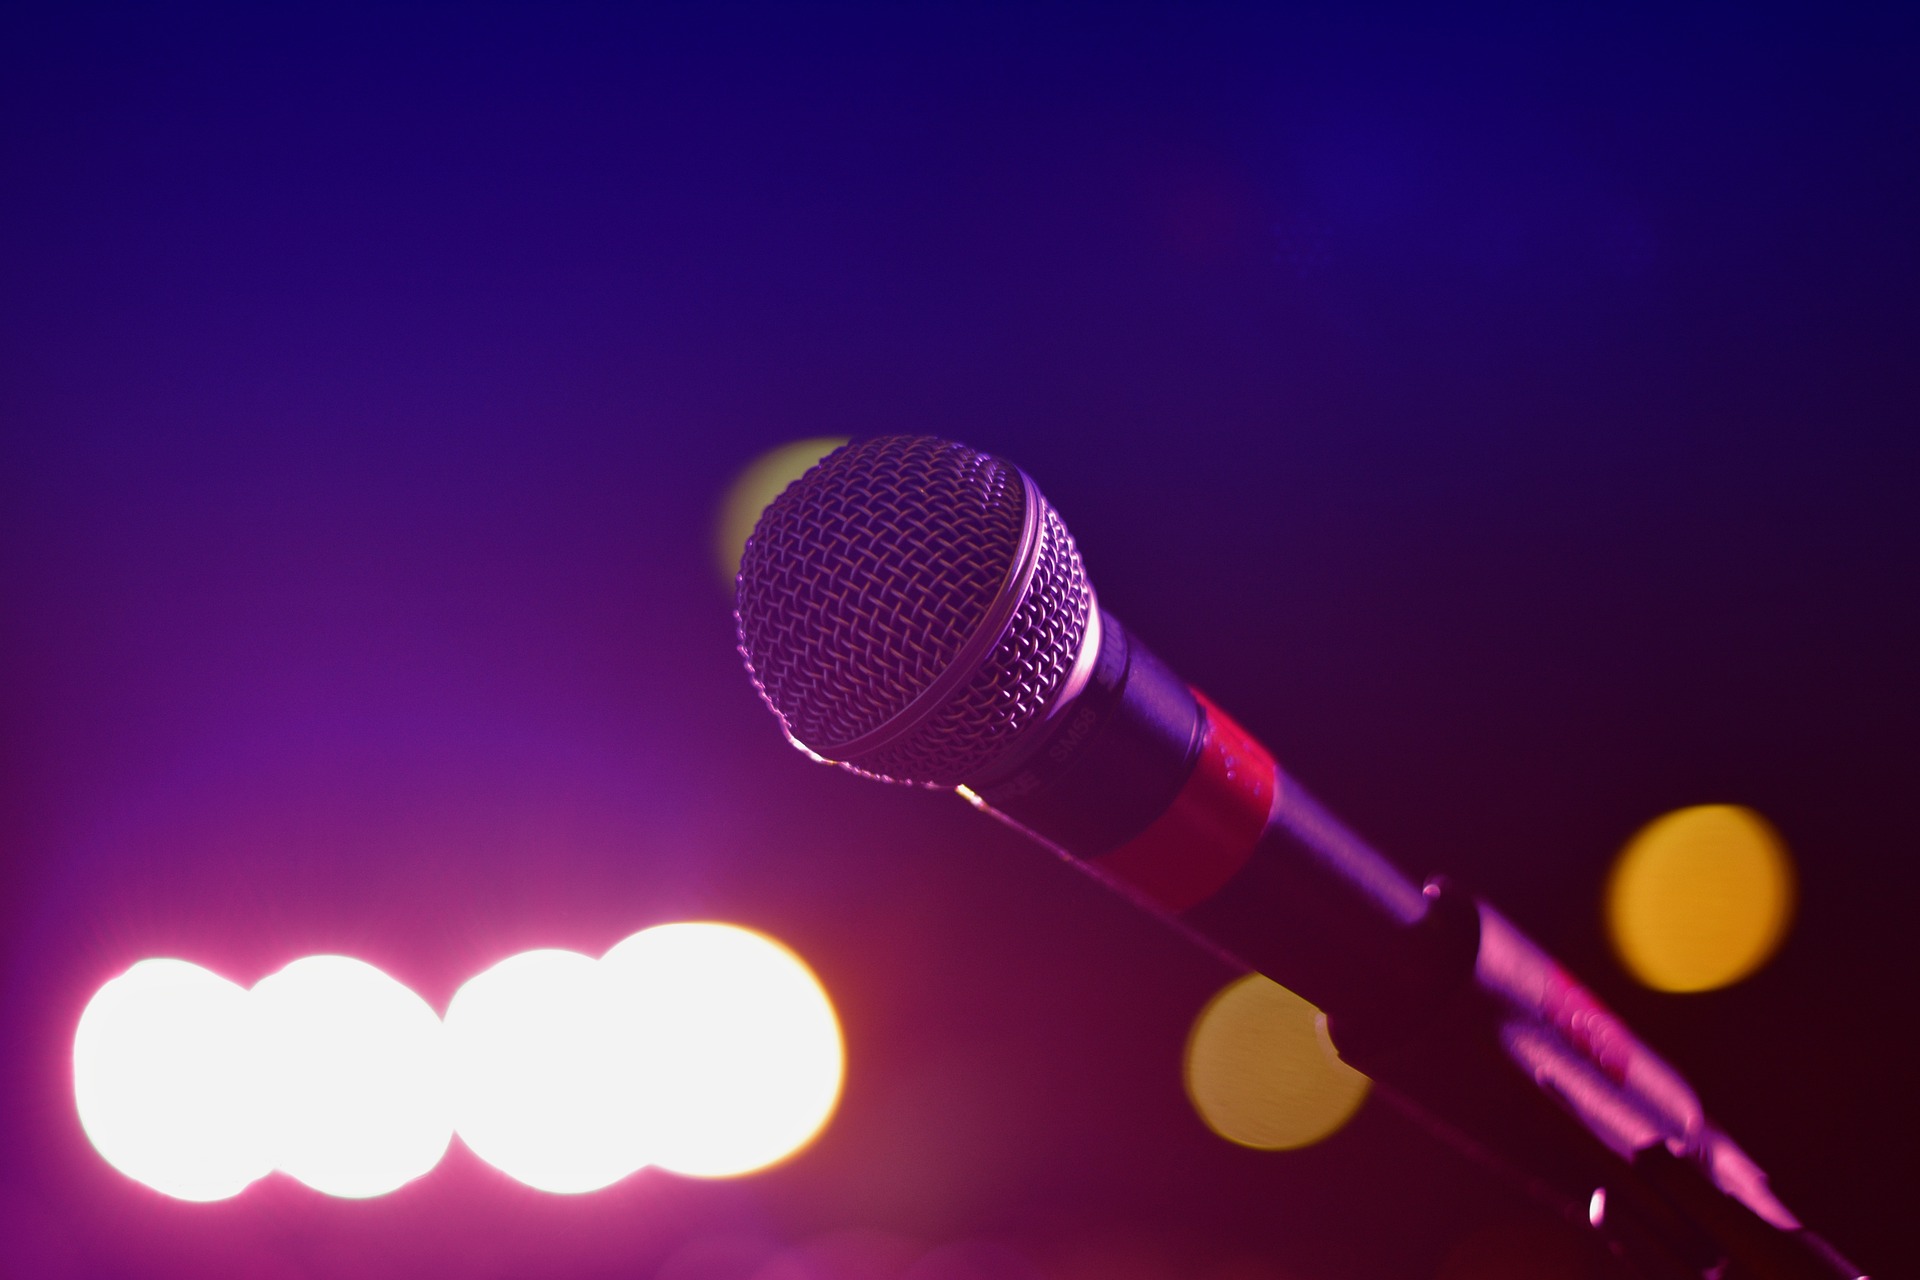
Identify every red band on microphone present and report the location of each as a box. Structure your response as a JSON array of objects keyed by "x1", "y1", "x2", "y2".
[{"x1": 1089, "y1": 691, "x2": 1276, "y2": 913}]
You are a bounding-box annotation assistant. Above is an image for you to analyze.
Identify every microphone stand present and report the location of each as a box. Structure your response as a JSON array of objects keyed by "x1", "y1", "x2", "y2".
[{"x1": 1186, "y1": 856, "x2": 1865, "y2": 1279}]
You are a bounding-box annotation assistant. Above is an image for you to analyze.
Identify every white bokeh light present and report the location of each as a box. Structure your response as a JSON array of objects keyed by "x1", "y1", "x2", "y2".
[
  {"x1": 603, "y1": 922, "x2": 843, "y2": 1177},
  {"x1": 250, "y1": 955, "x2": 451, "y2": 1198},
  {"x1": 72, "y1": 958, "x2": 274, "y2": 1201},
  {"x1": 75, "y1": 925, "x2": 843, "y2": 1199},
  {"x1": 443, "y1": 949, "x2": 648, "y2": 1194}
]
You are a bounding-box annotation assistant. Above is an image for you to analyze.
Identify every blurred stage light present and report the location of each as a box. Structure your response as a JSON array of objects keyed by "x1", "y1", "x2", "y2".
[
  {"x1": 1605, "y1": 804, "x2": 1796, "y2": 993},
  {"x1": 72, "y1": 959, "x2": 274, "y2": 1201},
  {"x1": 715, "y1": 437, "x2": 849, "y2": 587},
  {"x1": 74, "y1": 924, "x2": 843, "y2": 1199},
  {"x1": 443, "y1": 948, "x2": 648, "y2": 1194},
  {"x1": 1183, "y1": 973, "x2": 1368, "y2": 1151},
  {"x1": 602, "y1": 922, "x2": 843, "y2": 1177},
  {"x1": 251, "y1": 955, "x2": 452, "y2": 1198}
]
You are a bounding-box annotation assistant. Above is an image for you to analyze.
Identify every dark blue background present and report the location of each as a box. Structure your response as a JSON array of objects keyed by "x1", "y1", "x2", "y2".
[{"x1": 3, "y1": 6, "x2": 1914, "y2": 1277}]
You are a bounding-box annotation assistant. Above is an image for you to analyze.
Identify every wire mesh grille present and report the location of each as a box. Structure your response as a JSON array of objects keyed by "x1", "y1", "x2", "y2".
[{"x1": 735, "y1": 435, "x2": 1093, "y2": 786}]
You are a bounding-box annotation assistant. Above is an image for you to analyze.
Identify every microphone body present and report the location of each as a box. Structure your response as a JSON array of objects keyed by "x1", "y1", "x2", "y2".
[{"x1": 733, "y1": 436, "x2": 1862, "y2": 1279}]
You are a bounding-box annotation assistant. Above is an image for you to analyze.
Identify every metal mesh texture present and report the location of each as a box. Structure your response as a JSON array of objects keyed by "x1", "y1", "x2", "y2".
[{"x1": 735, "y1": 435, "x2": 1094, "y2": 787}]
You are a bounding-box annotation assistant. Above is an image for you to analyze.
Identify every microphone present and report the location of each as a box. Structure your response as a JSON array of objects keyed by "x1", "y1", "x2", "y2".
[{"x1": 733, "y1": 436, "x2": 1862, "y2": 1280}]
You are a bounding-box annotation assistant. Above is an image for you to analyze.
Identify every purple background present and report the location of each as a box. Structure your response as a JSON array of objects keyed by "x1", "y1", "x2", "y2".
[{"x1": 2, "y1": 6, "x2": 1915, "y2": 1277}]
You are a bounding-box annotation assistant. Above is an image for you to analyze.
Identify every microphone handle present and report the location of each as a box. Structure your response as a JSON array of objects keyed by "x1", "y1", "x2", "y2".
[{"x1": 964, "y1": 610, "x2": 1862, "y2": 1279}]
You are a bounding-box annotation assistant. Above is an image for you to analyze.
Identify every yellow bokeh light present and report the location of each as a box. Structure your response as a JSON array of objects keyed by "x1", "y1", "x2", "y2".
[
  {"x1": 1606, "y1": 804, "x2": 1796, "y2": 993},
  {"x1": 715, "y1": 437, "x2": 850, "y2": 588},
  {"x1": 1183, "y1": 973, "x2": 1368, "y2": 1151}
]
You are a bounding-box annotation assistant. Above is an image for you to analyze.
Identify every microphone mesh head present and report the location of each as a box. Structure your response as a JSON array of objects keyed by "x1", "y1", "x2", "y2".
[{"x1": 735, "y1": 435, "x2": 1094, "y2": 786}]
